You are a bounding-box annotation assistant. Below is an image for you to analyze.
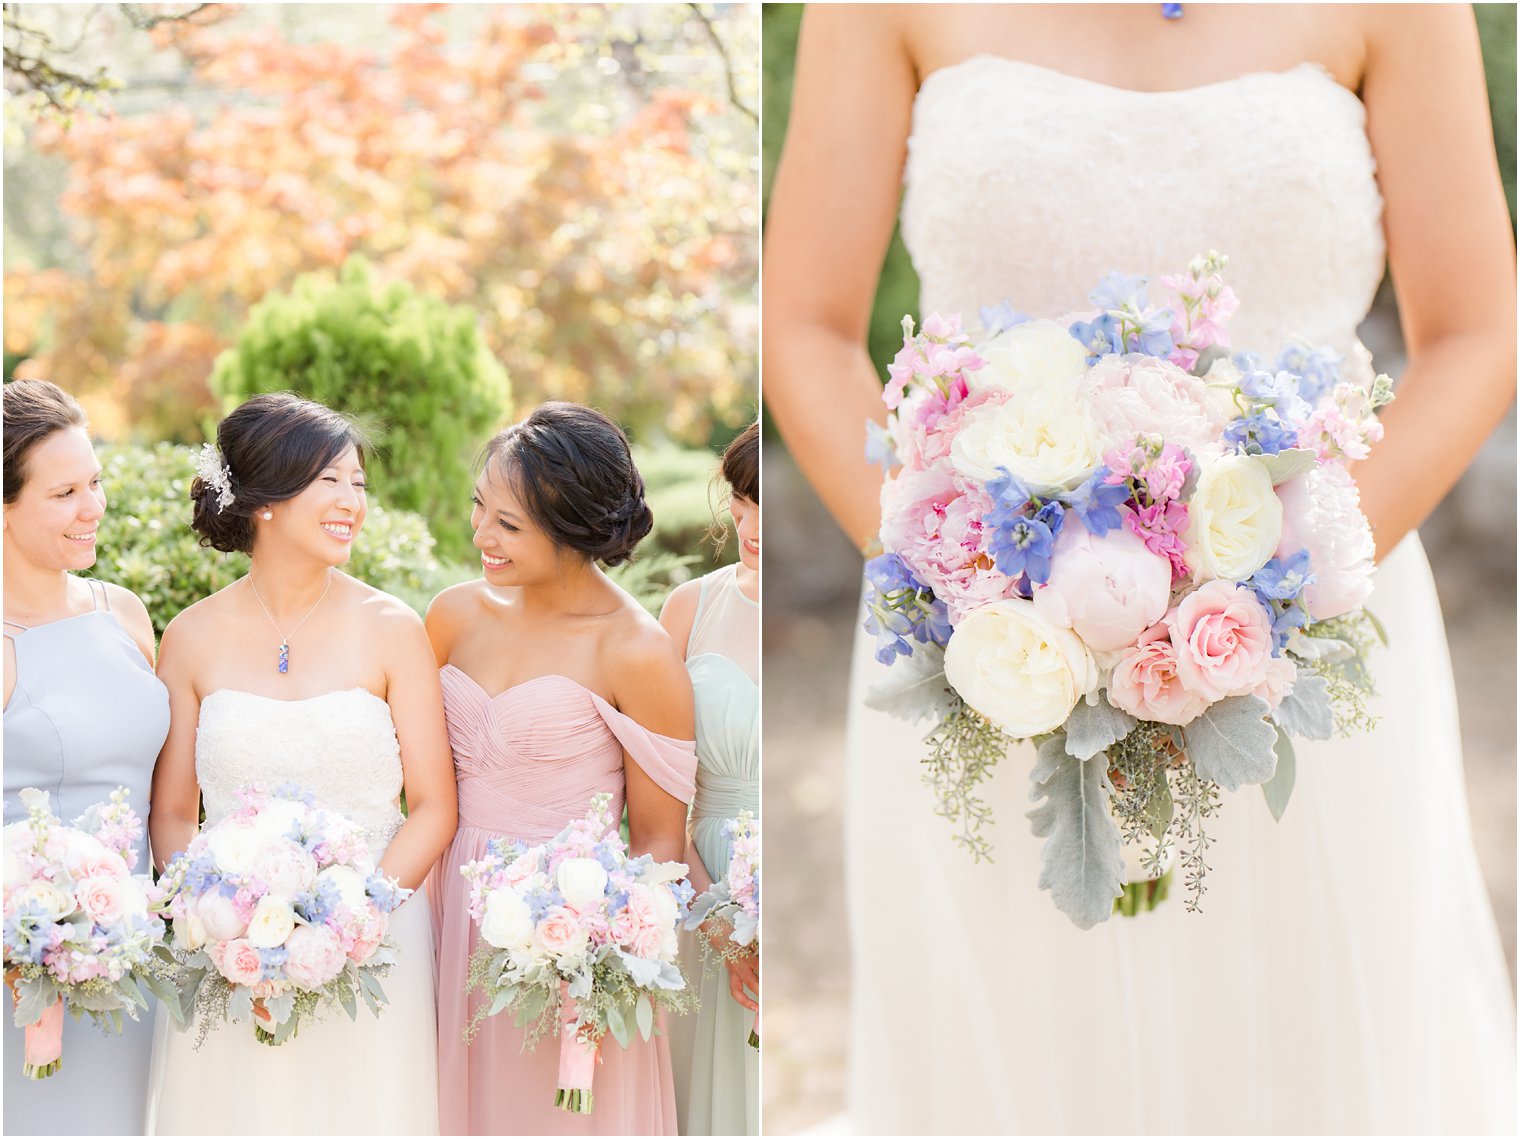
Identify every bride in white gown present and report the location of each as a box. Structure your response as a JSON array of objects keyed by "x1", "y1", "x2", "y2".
[
  {"x1": 145, "y1": 394, "x2": 457, "y2": 1134},
  {"x1": 766, "y1": 5, "x2": 1516, "y2": 1134}
]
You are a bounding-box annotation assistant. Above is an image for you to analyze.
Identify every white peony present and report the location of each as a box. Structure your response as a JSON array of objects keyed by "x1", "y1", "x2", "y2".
[
  {"x1": 1184, "y1": 454, "x2": 1284, "y2": 581},
  {"x1": 196, "y1": 891, "x2": 248, "y2": 940},
  {"x1": 479, "y1": 889, "x2": 534, "y2": 950},
  {"x1": 651, "y1": 886, "x2": 681, "y2": 960},
  {"x1": 555, "y1": 858, "x2": 609, "y2": 912},
  {"x1": 250, "y1": 799, "x2": 307, "y2": 842},
  {"x1": 971, "y1": 319, "x2": 1089, "y2": 392},
  {"x1": 950, "y1": 381, "x2": 1102, "y2": 489},
  {"x1": 1275, "y1": 465, "x2": 1375, "y2": 619},
  {"x1": 246, "y1": 895, "x2": 297, "y2": 948},
  {"x1": 205, "y1": 820, "x2": 266, "y2": 877},
  {"x1": 942, "y1": 598, "x2": 1099, "y2": 738},
  {"x1": 638, "y1": 860, "x2": 690, "y2": 888}
]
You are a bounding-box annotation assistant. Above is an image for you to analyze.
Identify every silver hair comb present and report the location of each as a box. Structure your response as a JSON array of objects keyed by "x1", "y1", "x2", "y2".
[{"x1": 194, "y1": 442, "x2": 235, "y2": 513}]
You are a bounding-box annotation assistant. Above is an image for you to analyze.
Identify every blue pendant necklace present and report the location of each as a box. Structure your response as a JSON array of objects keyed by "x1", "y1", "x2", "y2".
[
  {"x1": 249, "y1": 571, "x2": 333, "y2": 674},
  {"x1": 1162, "y1": 3, "x2": 1183, "y2": 18}
]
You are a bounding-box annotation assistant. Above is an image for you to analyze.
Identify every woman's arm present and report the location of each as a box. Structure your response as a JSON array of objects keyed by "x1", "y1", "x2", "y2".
[
  {"x1": 376, "y1": 602, "x2": 458, "y2": 890},
  {"x1": 611, "y1": 625, "x2": 695, "y2": 866},
  {"x1": 147, "y1": 615, "x2": 205, "y2": 870},
  {"x1": 103, "y1": 583, "x2": 158, "y2": 668},
  {"x1": 763, "y1": 5, "x2": 921, "y2": 548},
  {"x1": 1354, "y1": 6, "x2": 1515, "y2": 559}
]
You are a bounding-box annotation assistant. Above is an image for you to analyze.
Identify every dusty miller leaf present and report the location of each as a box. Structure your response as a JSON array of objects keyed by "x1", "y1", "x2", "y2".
[
  {"x1": 1262, "y1": 728, "x2": 1296, "y2": 822},
  {"x1": 1063, "y1": 691, "x2": 1138, "y2": 761},
  {"x1": 864, "y1": 643, "x2": 955, "y2": 724},
  {"x1": 1273, "y1": 672, "x2": 1334, "y2": 740},
  {"x1": 1183, "y1": 695, "x2": 1278, "y2": 792},
  {"x1": 1027, "y1": 743, "x2": 1124, "y2": 929},
  {"x1": 1256, "y1": 447, "x2": 1318, "y2": 485}
]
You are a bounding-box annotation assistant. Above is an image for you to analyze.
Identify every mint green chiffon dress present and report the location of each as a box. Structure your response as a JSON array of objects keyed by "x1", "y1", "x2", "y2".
[{"x1": 669, "y1": 564, "x2": 758, "y2": 1136}]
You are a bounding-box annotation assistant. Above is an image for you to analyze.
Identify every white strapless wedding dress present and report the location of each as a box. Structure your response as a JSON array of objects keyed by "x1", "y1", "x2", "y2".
[
  {"x1": 145, "y1": 689, "x2": 439, "y2": 1135},
  {"x1": 844, "y1": 57, "x2": 1516, "y2": 1135}
]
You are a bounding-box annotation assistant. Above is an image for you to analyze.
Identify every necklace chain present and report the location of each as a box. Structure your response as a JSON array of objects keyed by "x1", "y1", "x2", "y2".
[{"x1": 248, "y1": 571, "x2": 333, "y2": 674}]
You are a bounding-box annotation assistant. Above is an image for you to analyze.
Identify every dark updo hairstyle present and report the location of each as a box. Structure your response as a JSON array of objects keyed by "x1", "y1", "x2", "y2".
[
  {"x1": 721, "y1": 419, "x2": 759, "y2": 504},
  {"x1": 191, "y1": 392, "x2": 368, "y2": 554},
  {"x1": 3, "y1": 379, "x2": 88, "y2": 504},
  {"x1": 482, "y1": 402, "x2": 652, "y2": 567}
]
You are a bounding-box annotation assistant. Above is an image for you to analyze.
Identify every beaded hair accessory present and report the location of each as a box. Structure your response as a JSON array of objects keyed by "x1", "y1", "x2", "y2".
[{"x1": 194, "y1": 442, "x2": 235, "y2": 513}]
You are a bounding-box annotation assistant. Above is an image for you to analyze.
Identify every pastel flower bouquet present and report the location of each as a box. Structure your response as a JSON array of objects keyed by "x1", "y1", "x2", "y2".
[
  {"x1": 866, "y1": 253, "x2": 1391, "y2": 928},
  {"x1": 157, "y1": 784, "x2": 411, "y2": 1046},
  {"x1": 461, "y1": 793, "x2": 693, "y2": 1115},
  {"x1": 2, "y1": 787, "x2": 177, "y2": 1078},
  {"x1": 684, "y1": 811, "x2": 760, "y2": 1048}
]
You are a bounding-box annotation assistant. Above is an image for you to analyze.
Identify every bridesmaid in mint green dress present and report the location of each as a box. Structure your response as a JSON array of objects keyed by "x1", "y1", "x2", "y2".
[{"x1": 661, "y1": 422, "x2": 759, "y2": 1136}]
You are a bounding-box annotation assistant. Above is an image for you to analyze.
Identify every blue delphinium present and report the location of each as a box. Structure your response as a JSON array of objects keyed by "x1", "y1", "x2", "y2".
[
  {"x1": 1275, "y1": 343, "x2": 1341, "y2": 405},
  {"x1": 979, "y1": 300, "x2": 1031, "y2": 334},
  {"x1": 1224, "y1": 411, "x2": 1299, "y2": 456},
  {"x1": 365, "y1": 872, "x2": 409, "y2": 913},
  {"x1": 1064, "y1": 467, "x2": 1129, "y2": 537},
  {"x1": 1238, "y1": 369, "x2": 1297, "y2": 408},
  {"x1": 523, "y1": 884, "x2": 559, "y2": 922},
  {"x1": 1090, "y1": 272, "x2": 1150, "y2": 313},
  {"x1": 864, "y1": 420, "x2": 899, "y2": 473},
  {"x1": 258, "y1": 946, "x2": 290, "y2": 981},
  {"x1": 1069, "y1": 312, "x2": 1123, "y2": 364},
  {"x1": 986, "y1": 516, "x2": 1054, "y2": 582},
  {"x1": 295, "y1": 876, "x2": 342, "y2": 924},
  {"x1": 863, "y1": 553, "x2": 950, "y2": 665},
  {"x1": 1248, "y1": 550, "x2": 1317, "y2": 653}
]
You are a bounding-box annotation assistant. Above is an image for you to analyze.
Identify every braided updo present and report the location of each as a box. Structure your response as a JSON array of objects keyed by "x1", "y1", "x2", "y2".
[
  {"x1": 483, "y1": 402, "x2": 653, "y2": 567},
  {"x1": 190, "y1": 393, "x2": 367, "y2": 554}
]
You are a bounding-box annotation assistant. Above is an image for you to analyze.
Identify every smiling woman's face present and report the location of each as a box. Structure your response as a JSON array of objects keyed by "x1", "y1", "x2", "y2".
[
  {"x1": 2, "y1": 426, "x2": 107, "y2": 573},
  {"x1": 256, "y1": 444, "x2": 368, "y2": 566},
  {"x1": 470, "y1": 462, "x2": 565, "y2": 586},
  {"x1": 731, "y1": 493, "x2": 759, "y2": 572}
]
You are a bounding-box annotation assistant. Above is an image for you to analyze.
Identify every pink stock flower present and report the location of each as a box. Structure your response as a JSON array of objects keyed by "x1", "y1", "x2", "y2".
[
  {"x1": 1125, "y1": 501, "x2": 1192, "y2": 580},
  {"x1": 1108, "y1": 623, "x2": 1211, "y2": 726},
  {"x1": 1166, "y1": 581, "x2": 1275, "y2": 702}
]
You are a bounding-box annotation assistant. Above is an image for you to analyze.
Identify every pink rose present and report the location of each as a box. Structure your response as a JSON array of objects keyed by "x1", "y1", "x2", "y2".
[
  {"x1": 215, "y1": 938, "x2": 263, "y2": 987},
  {"x1": 283, "y1": 923, "x2": 346, "y2": 989},
  {"x1": 619, "y1": 884, "x2": 666, "y2": 959},
  {"x1": 1108, "y1": 624, "x2": 1211, "y2": 726},
  {"x1": 1166, "y1": 581, "x2": 1275, "y2": 702},
  {"x1": 197, "y1": 891, "x2": 249, "y2": 940},
  {"x1": 536, "y1": 906, "x2": 588, "y2": 960},
  {"x1": 75, "y1": 876, "x2": 130, "y2": 926},
  {"x1": 73, "y1": 852, "x2": 127, "y2": 883},
  {"x1": 608, "y1": 908, "x2": 637, "y2": 947},
  {"x1": 1032, "y1": 520, "x2": 1173, "y2": 652}
]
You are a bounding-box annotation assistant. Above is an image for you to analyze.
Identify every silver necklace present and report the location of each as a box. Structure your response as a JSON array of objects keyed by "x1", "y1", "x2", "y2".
[{"x1": 248, "y1": 571, "x2": 333, "y2": 674}]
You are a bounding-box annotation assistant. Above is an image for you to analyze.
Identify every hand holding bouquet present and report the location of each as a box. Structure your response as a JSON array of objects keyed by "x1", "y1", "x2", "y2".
[
  {"x1": 461, "y1": 793, "x2": 692, "y2": 1114},
  {"x1": 157, "y1": 783, "x2": 410, "y2": 1046},
  {"x1": 685, "y1": 811, "x2": 759, "y2": 1047},
  {"x1": 867, "y1": 253, "x2": 1390, "y2": 928},
  {"x1": 2, "y1": 787, "x2": 176, "y2": 1078}
]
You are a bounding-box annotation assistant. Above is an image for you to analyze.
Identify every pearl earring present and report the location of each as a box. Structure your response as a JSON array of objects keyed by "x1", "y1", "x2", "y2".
[{"x1": 261, "y1": 511, "x2": 273, "y2": 520}]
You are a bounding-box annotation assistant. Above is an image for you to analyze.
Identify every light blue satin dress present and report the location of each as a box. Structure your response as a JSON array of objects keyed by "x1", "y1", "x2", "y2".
[
  {"x1": 4, "y1": 580, "x2": 170, "y2": 1135},
  {"x1": 669, "y1": 564, "x2": 759, "y2": 1136}
]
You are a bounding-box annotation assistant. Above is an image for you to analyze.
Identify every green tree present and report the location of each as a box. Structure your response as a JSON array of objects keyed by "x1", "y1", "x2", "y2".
[{"x1": 209, "y1": 257, "x2": 512, "y2": 559}]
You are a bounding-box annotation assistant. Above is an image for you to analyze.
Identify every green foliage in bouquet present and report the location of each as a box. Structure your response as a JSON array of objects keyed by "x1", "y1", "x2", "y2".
[
  {"x1": 208, "y1": 257, "x2": 512, "y2": 560},
  {"x1": 89, "y1": 443, "x2": 446, "y2": 635}
]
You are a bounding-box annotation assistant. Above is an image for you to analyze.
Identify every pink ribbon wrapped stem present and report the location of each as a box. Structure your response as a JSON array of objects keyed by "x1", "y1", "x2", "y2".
[
  {"x1": 23, "y1": 998, "x2": 64, "y2": 1079},
  {"x1": 554, "y1": 987, "x2": 599, "y2": 1114}
]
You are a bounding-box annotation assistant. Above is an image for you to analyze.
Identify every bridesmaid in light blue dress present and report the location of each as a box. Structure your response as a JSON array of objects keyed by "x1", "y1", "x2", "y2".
[
  {"x1": 2, "y1": 380, "x2": 171, "y2": 1135},
  {"x1": 662, "y1": 422, "x2": 760, "y2": 1136}
]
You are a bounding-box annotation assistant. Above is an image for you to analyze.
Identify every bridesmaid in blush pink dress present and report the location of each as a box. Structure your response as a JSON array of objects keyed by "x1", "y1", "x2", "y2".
[{"x1": 425, "y1": 403, "x2": 697, "y2": 1136}]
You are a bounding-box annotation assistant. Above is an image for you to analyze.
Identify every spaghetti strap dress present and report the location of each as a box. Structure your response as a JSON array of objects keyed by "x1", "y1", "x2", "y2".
[{"x1": 3, "y1": 580, "x2": 170, "y2": 1135}]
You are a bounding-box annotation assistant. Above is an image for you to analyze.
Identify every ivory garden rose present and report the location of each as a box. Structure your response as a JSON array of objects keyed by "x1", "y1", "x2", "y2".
[
  {"x1": 1183, "y1": 454, "x2": 1283, "y2": 581},
  {"x1": 970, "y1": 318, "x2": 1089, "y2": 392}
]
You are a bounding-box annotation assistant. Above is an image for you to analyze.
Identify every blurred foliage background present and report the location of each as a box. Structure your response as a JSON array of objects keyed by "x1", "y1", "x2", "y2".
[{"x1": 4, "y1": 2, "x2": 759, "y2": 613}]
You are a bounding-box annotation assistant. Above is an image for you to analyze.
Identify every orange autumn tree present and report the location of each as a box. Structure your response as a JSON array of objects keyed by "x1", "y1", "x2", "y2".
[{"x1": 5, "y1": 3, "x2": 758, "y2": 446}]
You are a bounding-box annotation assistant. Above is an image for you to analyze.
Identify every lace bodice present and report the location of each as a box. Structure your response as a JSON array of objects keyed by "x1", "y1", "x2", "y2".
[
  {"x1": 196, "y1": 688, "x2": 405, "y2": 855},
  {"x1": 902, "y1": 57, "x2": 1386, "y2": 353}
]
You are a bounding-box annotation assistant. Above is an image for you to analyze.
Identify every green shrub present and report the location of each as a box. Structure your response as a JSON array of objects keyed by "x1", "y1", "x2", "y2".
[
  {"x1": 634, "y1": 442, "x2": 735, "y2": 568},
  {"x1": 90, "y1": 443, "x2": 447, "y2": 634},
  {"x1": 208, "y1": 257, "x2": 512, "y2": 560}
]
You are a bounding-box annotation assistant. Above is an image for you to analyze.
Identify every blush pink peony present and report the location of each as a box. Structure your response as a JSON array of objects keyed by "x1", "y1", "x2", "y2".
[
  {"x1": 1166, "y1": 581, "x2": 1275, "y2": 702},
  {"x1": 1274, "y1": 465, "x2": 1375, "y2": 620},
  {"x1": 1032, "y1": 519, "x2": 1173, "y2": 652},
  {"x1": 283, "y1": 922, "x2": 347, "y2": 988}
]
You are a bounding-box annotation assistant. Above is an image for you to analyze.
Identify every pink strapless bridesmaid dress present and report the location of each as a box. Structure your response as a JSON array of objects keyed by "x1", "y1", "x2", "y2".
[{"x1": 427, "y1": 666, "x2": 697, "y2": 1136}]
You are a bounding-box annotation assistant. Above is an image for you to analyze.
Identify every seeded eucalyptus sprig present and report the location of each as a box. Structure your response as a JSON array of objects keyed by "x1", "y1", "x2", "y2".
[{"x1": 920, "y1": 698, "x2": 1012, "y2": 861}]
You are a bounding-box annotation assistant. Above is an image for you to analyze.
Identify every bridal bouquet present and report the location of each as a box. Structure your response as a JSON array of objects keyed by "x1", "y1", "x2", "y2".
[
  {"x1": 2, "y1": 787, "x2": 176, "y2": 1078},
  {"x1": 461, "y1": 793, "x2": 693, "y2": 1114},
  {"x1": 684, "y1": 811, "x2": 760, "y2": 1048},
  {"x1": 866, "y1": 252, "x2": 1390, "y2": 928},
  {"x1": 157, "y1": 783, "x2": 411, "y2": 1046}
]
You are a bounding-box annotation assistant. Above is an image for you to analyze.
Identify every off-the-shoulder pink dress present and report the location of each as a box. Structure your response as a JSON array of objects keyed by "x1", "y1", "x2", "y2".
[{"x1": 427, "y1": 666, "x2": 697, "y2": 1136}]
